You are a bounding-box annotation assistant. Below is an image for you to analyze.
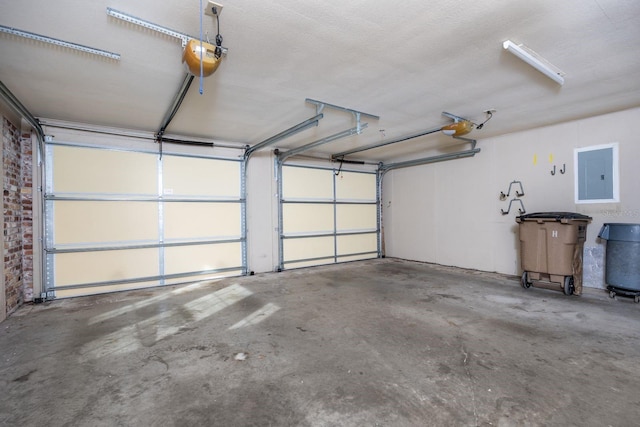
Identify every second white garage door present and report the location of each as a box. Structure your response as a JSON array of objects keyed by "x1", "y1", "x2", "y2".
[{"x1": 279, "y1": 164, "x2": 379, "y2": 270}]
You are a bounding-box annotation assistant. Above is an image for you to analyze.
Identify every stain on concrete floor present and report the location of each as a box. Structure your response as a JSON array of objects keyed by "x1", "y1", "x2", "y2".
[{"x1": 1, "y1": 258, "x2": 639, "y2": 426}]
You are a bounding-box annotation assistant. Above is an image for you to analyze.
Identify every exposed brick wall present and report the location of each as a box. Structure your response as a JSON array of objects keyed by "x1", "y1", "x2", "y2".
[{"x1": 2, "y1": 114, "x2": 33, "y2": 316}]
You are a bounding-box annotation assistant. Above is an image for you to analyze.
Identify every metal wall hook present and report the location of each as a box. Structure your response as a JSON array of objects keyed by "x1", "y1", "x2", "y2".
[
  {"x1": 518, "y1": 199, "x2": 527, "y2": 214},
  {"x1": 501, "y1": 198, "x2": 526, "y2": 215},
  {"x1": 500, "y1": 180, "x2": 525, "y2": 200},
  {"x1": 551, "y1": 164, "x2": 566, "y2": 175}
]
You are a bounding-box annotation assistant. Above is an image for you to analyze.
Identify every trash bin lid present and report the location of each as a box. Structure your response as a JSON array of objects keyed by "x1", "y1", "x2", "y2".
[
  {"x1": 516, "y1": 212, "x2": 593, "y2": 222},
  {"x1": 598, "y1": 223, "x2": 640, "y2": 241}
]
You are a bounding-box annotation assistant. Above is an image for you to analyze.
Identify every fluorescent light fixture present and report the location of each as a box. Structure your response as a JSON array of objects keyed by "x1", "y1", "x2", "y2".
[{"x1": 503, "y1": 40, "x2": 565, "y2": 85}]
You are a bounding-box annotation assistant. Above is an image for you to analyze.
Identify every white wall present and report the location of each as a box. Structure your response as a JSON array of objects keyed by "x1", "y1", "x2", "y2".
[
  {"x1": 383, "y1": 107, "x2": 640, "y2": 289},
  {"x1": 245, "y1": 151, "x2": 278, "y2": 273}
]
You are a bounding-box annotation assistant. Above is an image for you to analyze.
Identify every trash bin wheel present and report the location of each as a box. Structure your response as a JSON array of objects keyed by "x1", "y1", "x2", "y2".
[
  {"x1": 563, "y1": 276, "x2": 575, "y2": 296},
  {"x1": 635, "y1": 295, "x2": 640, "y2": 304},
  {"x1": 521, "y1": 272, "x2": 531, "y2": 289},
  {"x1": 609, "y1": 290, "x2": 616, "y2": 299}
]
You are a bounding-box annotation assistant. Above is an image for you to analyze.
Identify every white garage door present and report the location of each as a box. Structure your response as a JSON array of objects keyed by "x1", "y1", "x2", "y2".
[
  {"x1": 279, "y1": 164, "x2": 379, "y2": 270},
  {"x1": 44, "y1": 141, "x2": 245, "y2": 298}
]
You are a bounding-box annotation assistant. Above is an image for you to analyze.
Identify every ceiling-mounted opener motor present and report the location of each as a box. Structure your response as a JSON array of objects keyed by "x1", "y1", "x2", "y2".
[
  {"x1": 106, "y1": 5, "x2": 229, "y2": 79},
  {"x1": 440, "y1": 110, "x2": 495, "y2": 137},
  {"x1": 183, "y1": 1, "x2": 225, "y2": 78}
]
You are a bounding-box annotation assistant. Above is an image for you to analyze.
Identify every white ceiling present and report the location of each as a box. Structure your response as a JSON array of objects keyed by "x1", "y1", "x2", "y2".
[{"x1": 1, "y1": 0, "x2": 639, "y2": 161}]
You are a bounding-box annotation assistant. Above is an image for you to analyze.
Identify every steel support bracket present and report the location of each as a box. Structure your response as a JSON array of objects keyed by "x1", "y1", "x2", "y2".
[{"x1": 305, "y1": 98, "x2": 379, "y2": 122}]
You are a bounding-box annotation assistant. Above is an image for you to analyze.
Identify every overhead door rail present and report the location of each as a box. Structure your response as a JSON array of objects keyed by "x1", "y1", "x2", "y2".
[
  {"x1": 276, "y1": 125, "x2": 366, "y2": 163},
  {"x1": 332, "y1": 111, "x2": 484, "y2": 160},
  {"x1": 276, "y1": 98, "x2": 379, "y2": 163},
  {"x1": 332, "y1": 126, "x2": 443, "y2": 159},
  {"x1": 375, "y1": 111, "x2": 489, "y2": 172},
  {"x1": 379, "y1": 139, "x2": 480, "y2": 173},
  {"x1": 244, "y1": 113, "x2": 324, "y2": 159}
]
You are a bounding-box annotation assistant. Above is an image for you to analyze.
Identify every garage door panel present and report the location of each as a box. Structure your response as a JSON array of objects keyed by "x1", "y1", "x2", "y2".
[
  {"x1": 54, "y1": 248, "x2": 159, "y2": 287},
  {"x1": 283, "y1": 236, "x2": 334, "y2": 262},
  {"x1": 338, "y1": 254, "x2": 376, "y2": 263},
  {"x1": 336, "y1": 205, "x2": 377, "y2": 231},
  {"x1": 285, "y1": 259, "x2": 334, "y2": 269},
  {"x1": 52, "y1": 146, "x2": 157, "y2": 194},
  {"x1": 163, "y1": 156, "x2": 241, "y2": 197},
  {"x1": 336, "y1": 172, "x2": 376, "y2": 200},
  {"x1": 164, "y1": 243, "x2": 243, "y2": 275},
  {"x1": 283, "y1": 167, "x2": 333, "y2": 199},
  {"x1": 283, "y1": 204, "x2": 334, "y2": 234},
  {"x1": 55, "y1": 280, "x2": 162, "y2": 299},
  {"x1": 337, "y1": 233, "x2": 377, "y2": 256},
  {"x1": 164, "y1": 202, "x2": 242, "y2": 239},
  {"x1": 162, "y1": 271, "x2": 244, "y2": 287},
  {"x1": 53, "y1": 201, "x2": 158, "y2": 244}
]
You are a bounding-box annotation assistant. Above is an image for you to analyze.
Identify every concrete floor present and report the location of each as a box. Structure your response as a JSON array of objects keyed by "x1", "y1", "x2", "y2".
[{"x1": 1, "y1": 258, "x2": 639, "y2": 426}]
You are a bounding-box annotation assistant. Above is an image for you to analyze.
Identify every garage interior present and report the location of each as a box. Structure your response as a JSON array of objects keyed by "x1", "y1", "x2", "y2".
[{"x1": 1, "y1": 1, "x2": 640, "y2": 425}]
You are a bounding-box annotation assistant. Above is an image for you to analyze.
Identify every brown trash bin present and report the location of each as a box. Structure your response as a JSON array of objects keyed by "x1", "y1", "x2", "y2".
[{"x1": 516, "y1": 212, "x2": 592, "y2": 295}]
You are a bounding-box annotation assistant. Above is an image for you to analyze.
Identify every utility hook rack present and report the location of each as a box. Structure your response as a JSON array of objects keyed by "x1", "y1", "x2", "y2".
[
  {"x1": 501, "y1": 198, "x2": 526, "y2": 215},
  {"x1": 499, "y1": 180, "x2": 525, "y2": 200}
]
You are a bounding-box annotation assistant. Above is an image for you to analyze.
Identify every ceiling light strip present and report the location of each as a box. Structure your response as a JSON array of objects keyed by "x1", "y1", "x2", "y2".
[
  {"x1": 503, "y1": 40, "x2": 564, "y2": 85},
  {"x1": 0, "y1": 25, "x2": 120, "y2": 60}
]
